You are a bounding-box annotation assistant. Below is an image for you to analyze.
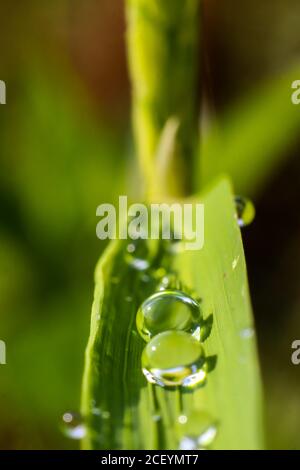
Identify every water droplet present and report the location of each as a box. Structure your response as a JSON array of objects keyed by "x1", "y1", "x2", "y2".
[
  {"x1": 152, "y1": 414, "x2": 162, "y2": 422},
  {"x1": 62, "y1": 412, "x2": 86, "y2": 440},
  {"x1": 136, "y1": 290, "x2": 202, "y2": 342},
  {"x1": 178, "y1": 411, "x2": 217, "y2": 450},
  {"x1": 91, "y1": 407, "x2": 101, "y2": 416},
  {"x1": 157, "y1": 276, "x2": 172, "y2": 291},
  {"x1": 166, "y1": 236, "x2": 185, "y2": 254},
  {"x1": 90, "y1": 405, "x2": 110, "y2": 420},
  {"x1": 142, "y1": 331, "x2": 207, "y2": 388},
  {"x1": 178, "y1": 415, "x2": 188, "y2": 424},
  {"x1": 141, "y1": 273, "x2": 150, "y2": 283},
  {"x1": 232, "y1": 256, "x2": 240, "y2": 270},
  {"x1": 234, "y1": 196, "x2": 255, "y2": 227},
  {"x1": 239, "y1": 327, "x2": 255, "y2": 339},
  {"x1": 156, "y1": 273, "x2": 183, "y2": 292},
  {"x1": 125, "y1": 240, "x2": 151, "y2": 271}
]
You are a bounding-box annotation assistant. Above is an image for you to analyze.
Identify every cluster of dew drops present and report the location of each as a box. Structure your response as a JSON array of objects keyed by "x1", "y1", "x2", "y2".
[
  {"x1": 62, "y1": 196, "x2": 255, "y2": 450},
  {"x1": 135, "y1": 273, "x2": 215, "y2": 450}
]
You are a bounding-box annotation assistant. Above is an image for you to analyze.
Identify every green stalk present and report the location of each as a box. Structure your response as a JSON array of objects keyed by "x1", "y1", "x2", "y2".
[{"x1": 126, "y1": 0, "x2": 201, "y2": 199}]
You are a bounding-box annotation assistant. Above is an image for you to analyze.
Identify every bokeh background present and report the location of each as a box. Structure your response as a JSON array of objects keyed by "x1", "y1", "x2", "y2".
[{"x1": 0, "y1": 0, "x2": 300, "y2": 449}]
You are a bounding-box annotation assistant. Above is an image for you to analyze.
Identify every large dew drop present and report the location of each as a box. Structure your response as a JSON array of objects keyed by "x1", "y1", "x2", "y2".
[
  {"x1": 178, "y1": 411, "x2": 218, "y2": 450},
  {"x1": 141, "y1": 331, "x2": 206, "y2": 388},
  {"x1": 136, "y1": 290, "x2": 201, "y2": 342},
  {"x1": 234, "y1": 196, "x2": 255, "y2": 227}
]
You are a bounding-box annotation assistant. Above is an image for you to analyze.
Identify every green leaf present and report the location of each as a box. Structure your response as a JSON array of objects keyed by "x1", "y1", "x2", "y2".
[
  {"x1": 199, "y1": 68, "x2": 300, "y2": 196},
  {"x1": 126, "y1": 0, "x2": 201, "y2": 197},
  {"x1": 81, "y1": 177, "x2": 264, "y2": 450}
]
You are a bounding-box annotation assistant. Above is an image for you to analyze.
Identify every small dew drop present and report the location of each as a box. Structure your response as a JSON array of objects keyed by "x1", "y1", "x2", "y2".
[
  {"x1": 178, "y1": 411, "x2": 218, "y2": 450},
  {"x1": 234, "y1": 196, "x2": 255, "y2": 227},
  {"x1": 101, "y1": 411, "x2": 111, "y2": 420},
  {"x1": 166, "y1": 237, "x2": 185, "y2": 255},
  {"x1": 161, "y1": 276, "x2": 170, "y2": 287},
  {"x1": 125, "y1": 241, "x2": 151, "y2": 271},
  {"x1": 157, "y1": 276, "x2": 171, "y2": 291},
  {"x1": 141, "y1": 273, "x2": 150, "y2": 283},
  {"x1": 178, "y1": 415, "x2": 188, "y2": 424},
  {"x1": 136, "y1": 289, "x2": 202, "y2": 342},
  {"x1": 91, "y1": 407, "x2": 101, "y2": 416},
  {"x1": 152, "y1": 414, "x2": 162, "y2": 422},
  {"x1": 142, "y1": 331, "x2": 207, "y2": 388},
  {"x1": 127, "y1": 243, "x2": 135, "y2": 253},
  {"x1": 241, "y1": 285, "x2": 246, "y2": 298},
  {"x1": 239, "y1": 327, "x2": 255, "y2": 339},
  {"x1": 156, "y1": 273, "x2": 182, "y2": 292},
  {"x1": 62, "y1": 412, "x2": 86, "y2": 440},
  {"x1": 91, "y1": 406, "x2": 110, "y2": 420},
  {"x1": 232, "y1": 256, "x2": 240, "y2": 270}
]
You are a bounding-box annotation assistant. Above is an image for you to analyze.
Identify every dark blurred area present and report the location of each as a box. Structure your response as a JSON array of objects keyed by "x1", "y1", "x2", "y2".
[{"x1": 0, "y1": 0, "x2": 300, "y2": 449}]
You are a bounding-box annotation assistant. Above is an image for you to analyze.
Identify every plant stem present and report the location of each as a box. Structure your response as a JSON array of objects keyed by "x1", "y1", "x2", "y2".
[{"x1": 126, "y1": 0, "x2": 201, "y2": 200}]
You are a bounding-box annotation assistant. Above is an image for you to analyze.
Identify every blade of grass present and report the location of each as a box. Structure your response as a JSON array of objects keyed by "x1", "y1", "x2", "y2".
[
  {"x1": 81, "y1": 178, "x2": 264, "y2": 449},
  {"x1": 126, "y1": 0, "x2": 201, "y2": 198},
  {"x1": 199, "y1": 67, "x2": 300, "y2": 197},
  {"x1": 173, "y1": 178, "x2": 264, "y2": 449}
]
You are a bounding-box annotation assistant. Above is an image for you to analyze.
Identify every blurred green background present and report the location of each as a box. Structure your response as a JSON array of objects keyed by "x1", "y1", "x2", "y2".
[{"x1": 0, "y1": 0, "x2": 300, "y2": 449}]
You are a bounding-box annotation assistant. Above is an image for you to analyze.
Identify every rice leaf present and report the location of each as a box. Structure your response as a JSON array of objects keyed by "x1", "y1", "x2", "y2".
[{"x1": 81, "y1": 177, "x2": 264, "y2": 450}]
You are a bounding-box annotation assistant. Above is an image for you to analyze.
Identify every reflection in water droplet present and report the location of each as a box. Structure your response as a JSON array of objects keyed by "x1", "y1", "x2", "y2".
[
  {"x1": 136, "y1": 290, "x2": 202, "y2": 342},
  {"x1": 239, "y1": 327, "x2": 255, "y2": 339},
  {"x1": 178, "y1": 411, "x2": 218, "y2": 450},
  {"x1": 125, "y1": 241, "x2": 150, "y2": 271},
  {"x1": 234, "y1": 196, "x2": 255, "y2": 227},
  {"x1": 179, "y1": 436, "x2": 200, "y2": 450},
  {"x1": 62, "y1": 412, "x2": 86, "y2": 440},
  {"x1": 142, "y1": 331, "x2": 207, "y2": 388},
  {"x1": 198, "y1": 425, "x2": 218, "y2": 447}
]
